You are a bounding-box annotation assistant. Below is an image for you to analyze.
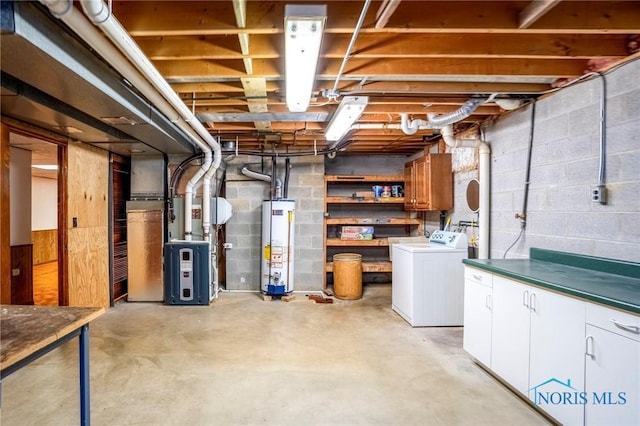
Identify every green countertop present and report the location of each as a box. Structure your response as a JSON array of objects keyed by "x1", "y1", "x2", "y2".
[{"x1": 463, "y1": 248, "x2": 640, "y2": 315}]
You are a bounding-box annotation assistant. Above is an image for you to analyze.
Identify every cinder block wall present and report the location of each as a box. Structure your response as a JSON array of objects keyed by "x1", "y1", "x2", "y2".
[
  {"x1": 224, "y1": 154, "x2": 325, "y2": 291},
  {"x1": 486, "y1": 59, "x2": 640, "y2": 261}
]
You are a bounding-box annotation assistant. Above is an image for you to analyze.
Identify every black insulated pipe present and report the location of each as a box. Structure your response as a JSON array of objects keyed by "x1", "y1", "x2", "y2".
[
  {"x1": 271, "y1": 156, "x2": 277, "y2": 200},
  {"x1": 283, "y1": 158, "x2": 291, "y2": 199}
]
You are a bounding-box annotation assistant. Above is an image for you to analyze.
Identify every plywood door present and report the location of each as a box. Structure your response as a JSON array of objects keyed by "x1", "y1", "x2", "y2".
[{"x1": 66, "y1": 143, "x2": 109, "y2": 308}]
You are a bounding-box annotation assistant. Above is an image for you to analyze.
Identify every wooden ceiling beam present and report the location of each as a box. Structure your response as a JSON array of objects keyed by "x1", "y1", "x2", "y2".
[
  {"x1": 317, "y1": 58, "x2": 588, "y2": 79},
  {"x1": 115, "y1": 1, "x2": 640, "y2": 36},
  {"x1": 337, "y1": 80, "x2": 552, "y2": 94},
  {"x1": 193, "y1": 104, "x2": 499, "y2": 116},
  {"x1": 241, "y1": 77, "x2": 270, "y2": 130},
  {"x1": 154, "y1": 57, "x2": 587, "y2": 79},
  {"x1": 138, "y1": 33, "x2": 629, "y2": 61},
  {"x1": 170, "y1": 80, "x2": 551, "y2": 96},
  {"x1": 186, "y1": 96, "x2": 494, "y2": 107}
]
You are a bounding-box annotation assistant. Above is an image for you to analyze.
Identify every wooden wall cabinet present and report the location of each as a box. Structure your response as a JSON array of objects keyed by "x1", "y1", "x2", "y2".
[
  {"x1": 323, "y1": 175, "x2": 421, "y2": 289},
  {"x1": 404, "y1": 153, "x2": 453, "y2": 211}
]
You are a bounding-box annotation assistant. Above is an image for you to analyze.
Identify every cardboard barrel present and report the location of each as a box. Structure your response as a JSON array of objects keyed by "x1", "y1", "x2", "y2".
[{"x1": 333, "y1": 253, "x2": 363, "y2": 300}]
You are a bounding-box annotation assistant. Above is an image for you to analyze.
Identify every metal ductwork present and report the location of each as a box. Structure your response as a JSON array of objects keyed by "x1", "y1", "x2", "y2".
[
  {"x1": 0, "y1": 1, "x2": 197, "y2": 155},
  {"x1": 427, "y1": 98, "x2": 487, "y2": 128},
  {"x1": 399, "y1": 97, "x2": 487, "y2": 135}
]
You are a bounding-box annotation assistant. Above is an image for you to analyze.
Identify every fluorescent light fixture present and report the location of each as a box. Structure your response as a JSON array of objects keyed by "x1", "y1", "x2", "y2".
[
  {"x1": 325, "y1": 96, "x2": 369, "y2": 141},
  {"x1": 32, "y1": 164, "x2": 58, "y2": 170},
  {"x1": 284, "y1": 4, "x2": 326, "y2": 112}
]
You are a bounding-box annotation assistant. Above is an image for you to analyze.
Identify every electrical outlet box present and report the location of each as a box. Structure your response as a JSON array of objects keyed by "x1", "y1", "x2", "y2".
[{"x1": 591, "y1": 185, "x2": 607, "y2": 204}]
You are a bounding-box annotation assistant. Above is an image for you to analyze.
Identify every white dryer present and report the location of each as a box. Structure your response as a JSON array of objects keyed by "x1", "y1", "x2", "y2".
[{"x1": 391, "y1": 230, "x2": 468, "y2": 327}]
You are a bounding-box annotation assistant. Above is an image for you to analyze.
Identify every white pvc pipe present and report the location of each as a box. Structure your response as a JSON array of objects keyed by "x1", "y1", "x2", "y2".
[
  {"x1": 442, "y1": 125, "x2": 490, "y2": 259},
  {"x1": 201, "y1": 135, "x2": 222, "y2": 240},
  {"x1": 78, "y1": 0, "x2": 222, "y2": 241},
  {"x1": 478, "y1": 143, "x2": 490, "y2": 259},
  {"x1": 39, "y1": 0, "x2": 218, "y2": 241},
  {"x1": 400, "y1": 113, "x2": 434, "y2": 134}
]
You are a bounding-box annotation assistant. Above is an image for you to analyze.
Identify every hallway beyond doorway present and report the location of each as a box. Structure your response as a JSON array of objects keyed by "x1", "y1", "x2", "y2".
[{"x1": 33, "y1": 260, "x2": 58, "y2": 306}]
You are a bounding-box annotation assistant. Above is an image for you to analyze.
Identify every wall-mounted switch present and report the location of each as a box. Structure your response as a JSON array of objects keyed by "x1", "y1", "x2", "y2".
[
  {"x1": 12, "y1": 268, "x2": 20, "y2": 277},
  {"x1": 73, "y1": 217, "x2": 78, "y2": 227},
  {"x1": 223, "y1": 242, "x2": 233, "y2": 249}
]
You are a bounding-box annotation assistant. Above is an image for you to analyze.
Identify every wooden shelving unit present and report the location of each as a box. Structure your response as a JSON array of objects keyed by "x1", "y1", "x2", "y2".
[{"x1": 323, "y1": 175, "x2": 422, "y2": 288}]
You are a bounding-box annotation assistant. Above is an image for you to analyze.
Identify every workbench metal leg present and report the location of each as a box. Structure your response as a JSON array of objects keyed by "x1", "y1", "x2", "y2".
[{"x1": 79, "y1": 324, "x2": 90, "y2": 426}]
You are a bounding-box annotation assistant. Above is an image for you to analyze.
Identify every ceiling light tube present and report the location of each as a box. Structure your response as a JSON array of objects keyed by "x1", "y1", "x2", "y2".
[
  {"x1": 284, "y1": 4, "x2": 327, "y2": 112},
  {"x1": 325, "y1": 96, "x2": 369, "y2": 141}
]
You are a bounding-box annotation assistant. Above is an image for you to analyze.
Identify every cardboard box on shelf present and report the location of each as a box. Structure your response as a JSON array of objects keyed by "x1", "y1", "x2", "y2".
[{"x1": 340, "y1": 226, "x2": 374, "y2": 240}]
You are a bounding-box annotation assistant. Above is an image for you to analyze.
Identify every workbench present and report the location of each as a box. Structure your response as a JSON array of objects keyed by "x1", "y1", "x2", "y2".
[{"x1": 1, "y1": 305, "x2": 105, "y2": 425}]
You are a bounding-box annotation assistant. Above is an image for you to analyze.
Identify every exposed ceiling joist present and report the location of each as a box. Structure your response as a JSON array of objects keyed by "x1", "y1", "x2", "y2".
[{"x1": 4, "y1": 1, "x2": 637, "y2": 157}]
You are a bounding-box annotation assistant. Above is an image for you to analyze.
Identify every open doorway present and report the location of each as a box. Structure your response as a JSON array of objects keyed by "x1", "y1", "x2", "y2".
[{"x1": 9, "y1": 132, "x2": 62, "y2": 306}]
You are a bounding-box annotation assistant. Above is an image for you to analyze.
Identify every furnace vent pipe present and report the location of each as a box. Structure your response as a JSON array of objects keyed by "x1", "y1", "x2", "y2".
[
  {"x1": 400, "y1": 98, "x2": 487, "y2": 135},
  {"x1": 39, "y1": 0, "x2": 218, "y2": 242},
  {"x1": 427, "y1": 98, "x2": 487, "y2": 128},
  {"x1": 78, "y1": 0, "x2": 223, "y2": 240},
  {"x1": 241, "y1": 166, "x2": 271, "y2": 182},
  {"x1": 241, "y1": 166, "x2": 284, "y2": 199},
  {"x1": 441, "y1": 125, "x2": 491, "y2": 259}
]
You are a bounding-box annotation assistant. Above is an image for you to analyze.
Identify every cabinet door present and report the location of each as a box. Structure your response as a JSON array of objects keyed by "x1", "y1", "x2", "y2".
[
  {"x1": 528, "y1": 288, "x2": 586, "y2": 426},
  {"x1": 463, "y1": 278, "x2": 492, "y2": 366},
  {"x1": 403, "y1": 162, "x2": 415, "y2": 209},
  {"x1": 413, "y1": 156, "x2": 430, "y2": 209},
  {"x1": 585, "y1": 325, "x2": 640, "y2": 426},
  {"x1": 491, "y1": 276, "x2": 531, "y2": 394}
]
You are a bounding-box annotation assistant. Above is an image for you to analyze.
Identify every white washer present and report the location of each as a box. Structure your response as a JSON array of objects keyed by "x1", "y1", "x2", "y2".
[{"x1": 391, "y1": 230, "x2": 468, "y2": 327}]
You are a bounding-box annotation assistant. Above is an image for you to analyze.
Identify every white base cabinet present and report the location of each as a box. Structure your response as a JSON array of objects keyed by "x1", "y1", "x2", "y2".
[
  {"x1": 491, "y1": 277, "x2": 531, "y2": 394},
  {"x1": 528, "y1": 284, "x2": 586, "y2": 426},
  {"x1": 463, "y1": 268, "x2": 493, "y2": 366},
  {"x1": 585, "y1": 304, "x2": 640, "y2": 426},
  {"x1": 463, "y1": 266, "x2": 639, "y2": 426}
]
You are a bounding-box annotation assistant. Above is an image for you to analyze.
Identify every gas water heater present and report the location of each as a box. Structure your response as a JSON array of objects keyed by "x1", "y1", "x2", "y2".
[{"x1": 261, "y1": 199, "x2": 295, "y2": 295}]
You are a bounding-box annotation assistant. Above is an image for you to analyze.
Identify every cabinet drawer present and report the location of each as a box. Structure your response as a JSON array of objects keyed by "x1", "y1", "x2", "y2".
[
  {"x1": 586, "y1": 303, "x2": 640, "y2": 342},
  {"x1": 464, "y1": 267, "x2": 493, "y2": 288}
]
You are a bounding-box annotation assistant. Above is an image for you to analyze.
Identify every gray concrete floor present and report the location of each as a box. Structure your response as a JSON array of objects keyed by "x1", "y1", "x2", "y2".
[{"x1": 1, "y1": 285, "x2": 549, "y2": 425}]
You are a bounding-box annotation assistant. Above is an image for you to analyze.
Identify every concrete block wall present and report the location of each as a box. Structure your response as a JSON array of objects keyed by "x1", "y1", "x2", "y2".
[
  {"x1": 325, "y1": 154, "x2": 407, "y2": 176},
  {"x1": 485, "y1": 58, "x2": 640, "y2": 262},
  {"x1": 224, "y1": 154, "x2": 325, "y2": 291}
]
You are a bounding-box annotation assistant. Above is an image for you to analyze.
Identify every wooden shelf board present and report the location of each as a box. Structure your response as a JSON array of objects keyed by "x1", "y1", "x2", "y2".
[
  {"x1": 326, "y1": 238, "x2": 389, "y2": 246},
  {"x1": 326, "y1": 196, "x2": 405, "y2": 204},
  {"x1": 326, "y1": 217, "x2": 420, "y2": 225},
  {"x1": 325, "y1": 175, "x2": 404, "y2": 183},
  {"x1": 325, "y1": 261, "x2": 392, "y2": 273}
]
